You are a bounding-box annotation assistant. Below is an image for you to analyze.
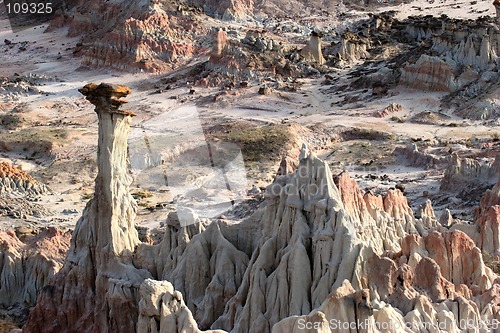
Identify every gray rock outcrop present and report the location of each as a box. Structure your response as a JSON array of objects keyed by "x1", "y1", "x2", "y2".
[{"x1": 440, "y1": 153, "x2": 500, "y2": 192}]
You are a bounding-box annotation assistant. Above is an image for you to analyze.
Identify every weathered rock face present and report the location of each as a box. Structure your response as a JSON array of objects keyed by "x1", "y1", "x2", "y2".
[
  {"x1": 475, "y1": 175, "x2": 500, "y2": 256},
  {"x1": 393, "y1": 143, "x2": 448, "y2": 169},
  {"x1": 23, "y1": 83, "x2": 151, "y2": 333},
  {"x1": 274, "y1": 229, "x2": 499, "y2": 333},
  {"x1": 0, "y1": 162, "x2": 48, "y2": 196},
  {"x1": 0, "y1": 228, "x2": 70, "y2": 324},
  {"x1": 335, "y1": 171, "x2": 426, "y2": 252},
  {"x1": 301, "y1": 31, "x2": 326, "y2": 65},
  {"x1": 186, "y1": 0, "x2": 253, "y2": 19},
  {"x1": 441, "y1": 153, "x2": 500, "y2": 192},
  {"x1": 82, "y1": 7, "x2": 197, "y2": 72},
  {"x1": 335, "y1": 31, "x2": 370, "y2": 64},
  {"x1": 401, "y1": 16, "x2": 500, "y2": 92},
  {"x1": 135, "y1": 217, "x2": 256, "y2": 332},
  {"x1": 50, "y1": 0, "x2": 200, "y2": 73},
  {"x1": 400, "y1": 54, "x2": 460, "y2": 92},
  {"x1": 137, "y1": 279, "x2": 225, "y2": 333}
]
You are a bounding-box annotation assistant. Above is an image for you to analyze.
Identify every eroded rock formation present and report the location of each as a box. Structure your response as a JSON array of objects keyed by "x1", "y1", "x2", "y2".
[
  {"x1": 273, "y1": 229, "x2": 499, "y2": 333},
  {"x1": 23, "y1": 83, "x2": 151, "y2": 333},
  {"x1": 393, "y1": 143, "x2": 448, "y2": 169},
  {"x1": 137, "y1": 279, "x2": 225, "y2": 333},
  {"x1": 82, "y1": 7, "x2": 197, "y2": 72},
  {"x1": 133, "y1": 155, "x2": 443, "y2": 333},
  {"x1": 0, "y1": 228, "x2": 70, "y2": 324},
  {"x1": 200, "y1": 28, "x2": 295, "y2": 86},
  {"x1": 0, "y1": 162, "x2": 48, "y2": 196},
  {"x1": 49, "y1": 0, "x2": 201, "y2": 73},
  {"x1": 335, "y1": 31, "x2": 370, "y2": 64},
  {"x1": 210, "y1": 29, "x2": 228, "y2": 59},
  {"x1": 441, "y1": 153, "x2": 500, "y2": 192},
  {"x1": 475, "y1": 175, "x2": 500, "y2": 256},
  {"x1": 401, "y1": 16, "x2": 500, "y2": 92},
  {"x1": 301, "y1": 31, "x2": 326, "y2": 65},
  {"x1": 373, "y1": 102, "x2": 403, "y2": 118},
  {"x1": 22, "y1": 84, "x2": 500, "y2": 333}
]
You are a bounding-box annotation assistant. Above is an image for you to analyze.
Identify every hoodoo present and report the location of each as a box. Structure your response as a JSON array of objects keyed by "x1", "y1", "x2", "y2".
[
  {"x1": 301, "y1": 31, "x2": 326, "y2": 65},
  {"x1": 23, "y1": 84, "x2": 151, "y2": 333}
]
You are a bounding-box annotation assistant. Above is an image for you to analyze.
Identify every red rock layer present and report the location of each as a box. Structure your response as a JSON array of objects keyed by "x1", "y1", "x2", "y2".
[
  {"x1": 400, "y1": 55, "x2": 457, "y2": 92},
  {"x1": 336, "y1": 171, "x2": 415, "y2": 227},
  {"x1": 82, "y1": 11, "x2": 198, "y2": 73},
  {"x1": 0, "y1": 162, "x2": 39, "y2": 184}
]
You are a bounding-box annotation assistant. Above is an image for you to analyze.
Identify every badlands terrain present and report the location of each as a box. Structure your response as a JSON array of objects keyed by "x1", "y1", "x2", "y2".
[{"x1": 0, "y1": 0, "x2": 499, "y2": 332}]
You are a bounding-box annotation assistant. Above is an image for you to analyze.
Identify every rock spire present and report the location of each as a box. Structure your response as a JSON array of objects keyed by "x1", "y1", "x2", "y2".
[{"x1": 23, "y1": 83, "x2": 151, "y2": 333}]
